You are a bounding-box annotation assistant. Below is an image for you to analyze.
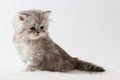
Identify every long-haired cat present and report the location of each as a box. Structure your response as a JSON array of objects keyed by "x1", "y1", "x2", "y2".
[{"x1": 13, "y1": 10, "x2": 105, "y2": 72}]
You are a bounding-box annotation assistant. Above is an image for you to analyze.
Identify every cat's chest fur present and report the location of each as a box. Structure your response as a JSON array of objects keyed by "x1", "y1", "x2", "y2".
[
  {"x1": 14, "y1": 34, "x2": 59, "y2": 63},
  {"x1": 19, "y1": 38, "x2": 56, "y2": 61},
  {"x1": 22, "y1": 42, "x2": 40, "y2": 58},
  {"x1": 22, "y1": 40, "x2": 46, "y2": 57}
]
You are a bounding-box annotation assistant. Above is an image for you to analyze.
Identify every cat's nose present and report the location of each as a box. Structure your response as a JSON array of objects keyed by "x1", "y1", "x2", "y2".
[
  {"x1": 37, "y1": 32, "x2": 39, "y2": 33},
  {"x1": 35, "y1": 32, "x2": 39, "y2": 36}
]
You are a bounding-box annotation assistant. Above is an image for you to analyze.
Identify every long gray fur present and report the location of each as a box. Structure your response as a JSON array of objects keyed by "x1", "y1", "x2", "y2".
[{"x1": 13, "y1": 10, "x2": 105, "y2": 72}]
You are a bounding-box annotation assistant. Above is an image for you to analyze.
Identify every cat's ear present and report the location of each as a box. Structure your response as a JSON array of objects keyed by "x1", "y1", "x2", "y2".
[
  {"x1": 18, "y1": 13, "x2": 29, "y2": 21},
  {"x1": 43, "y1": 11, "x2": 51, "y2": 18}
]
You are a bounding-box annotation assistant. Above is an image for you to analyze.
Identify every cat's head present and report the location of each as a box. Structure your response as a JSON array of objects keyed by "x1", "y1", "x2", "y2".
[{"x1": 13, "y1": 10, "x2": 51, "y2": 40}]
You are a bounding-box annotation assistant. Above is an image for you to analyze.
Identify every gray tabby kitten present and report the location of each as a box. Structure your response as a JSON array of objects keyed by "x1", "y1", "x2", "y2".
[{"x1": 13, "y1": 10, "x2": 105, "y2": 72}]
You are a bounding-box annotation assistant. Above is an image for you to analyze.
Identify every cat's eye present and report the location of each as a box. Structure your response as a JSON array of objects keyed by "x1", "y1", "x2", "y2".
[
  {"x1": 30, "y1": 27, "x2": 35, "y2": 30},
  {"x1": 40, "y1": 26, "x2": 44, "y2": 29}
]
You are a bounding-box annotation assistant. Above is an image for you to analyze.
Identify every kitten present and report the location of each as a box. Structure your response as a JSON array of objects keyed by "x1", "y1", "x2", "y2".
[{"x1": 13, "y1": 10, "x2": 105, "y2": 72}]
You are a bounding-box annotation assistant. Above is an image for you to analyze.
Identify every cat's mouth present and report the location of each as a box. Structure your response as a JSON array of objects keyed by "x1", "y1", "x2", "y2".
[
  {"x1": 28, "y1": 32, "x2": 40, "y2": 40},
  {"x1": 34, "y1": 32, "x2": 40, "y2": 36},
  {"x1": 28, "y1": 32, "x2": 47, "y2": 40}
]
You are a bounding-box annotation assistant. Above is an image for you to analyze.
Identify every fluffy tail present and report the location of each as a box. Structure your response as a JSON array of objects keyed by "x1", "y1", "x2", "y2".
[{"x1": 75, "y1": 60, "x2": 105, "y2": 72}]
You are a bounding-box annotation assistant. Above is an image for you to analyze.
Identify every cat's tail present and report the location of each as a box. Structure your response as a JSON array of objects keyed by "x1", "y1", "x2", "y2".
[{"x1": 75, "y1": 60, "x2": 105, "y2": 72}]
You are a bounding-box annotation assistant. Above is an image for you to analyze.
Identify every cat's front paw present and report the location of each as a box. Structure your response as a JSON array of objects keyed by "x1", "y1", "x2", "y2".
[
  {"x1": 23, "y1": 67, "x2": 35, "y2": 72},
  {"x1": 22, "y1": 66, "x2": 37, "y2": 72}
]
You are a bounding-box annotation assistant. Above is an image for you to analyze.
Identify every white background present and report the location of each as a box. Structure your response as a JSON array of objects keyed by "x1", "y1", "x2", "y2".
[{"x1": 0, "y1": 0, "x2": 120, "y2": 73}]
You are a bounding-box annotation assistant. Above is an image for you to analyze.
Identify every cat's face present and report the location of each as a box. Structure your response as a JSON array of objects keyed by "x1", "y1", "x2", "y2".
[{"x1": 13, "y1": 10, "x2": 51, "y2": 40}]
